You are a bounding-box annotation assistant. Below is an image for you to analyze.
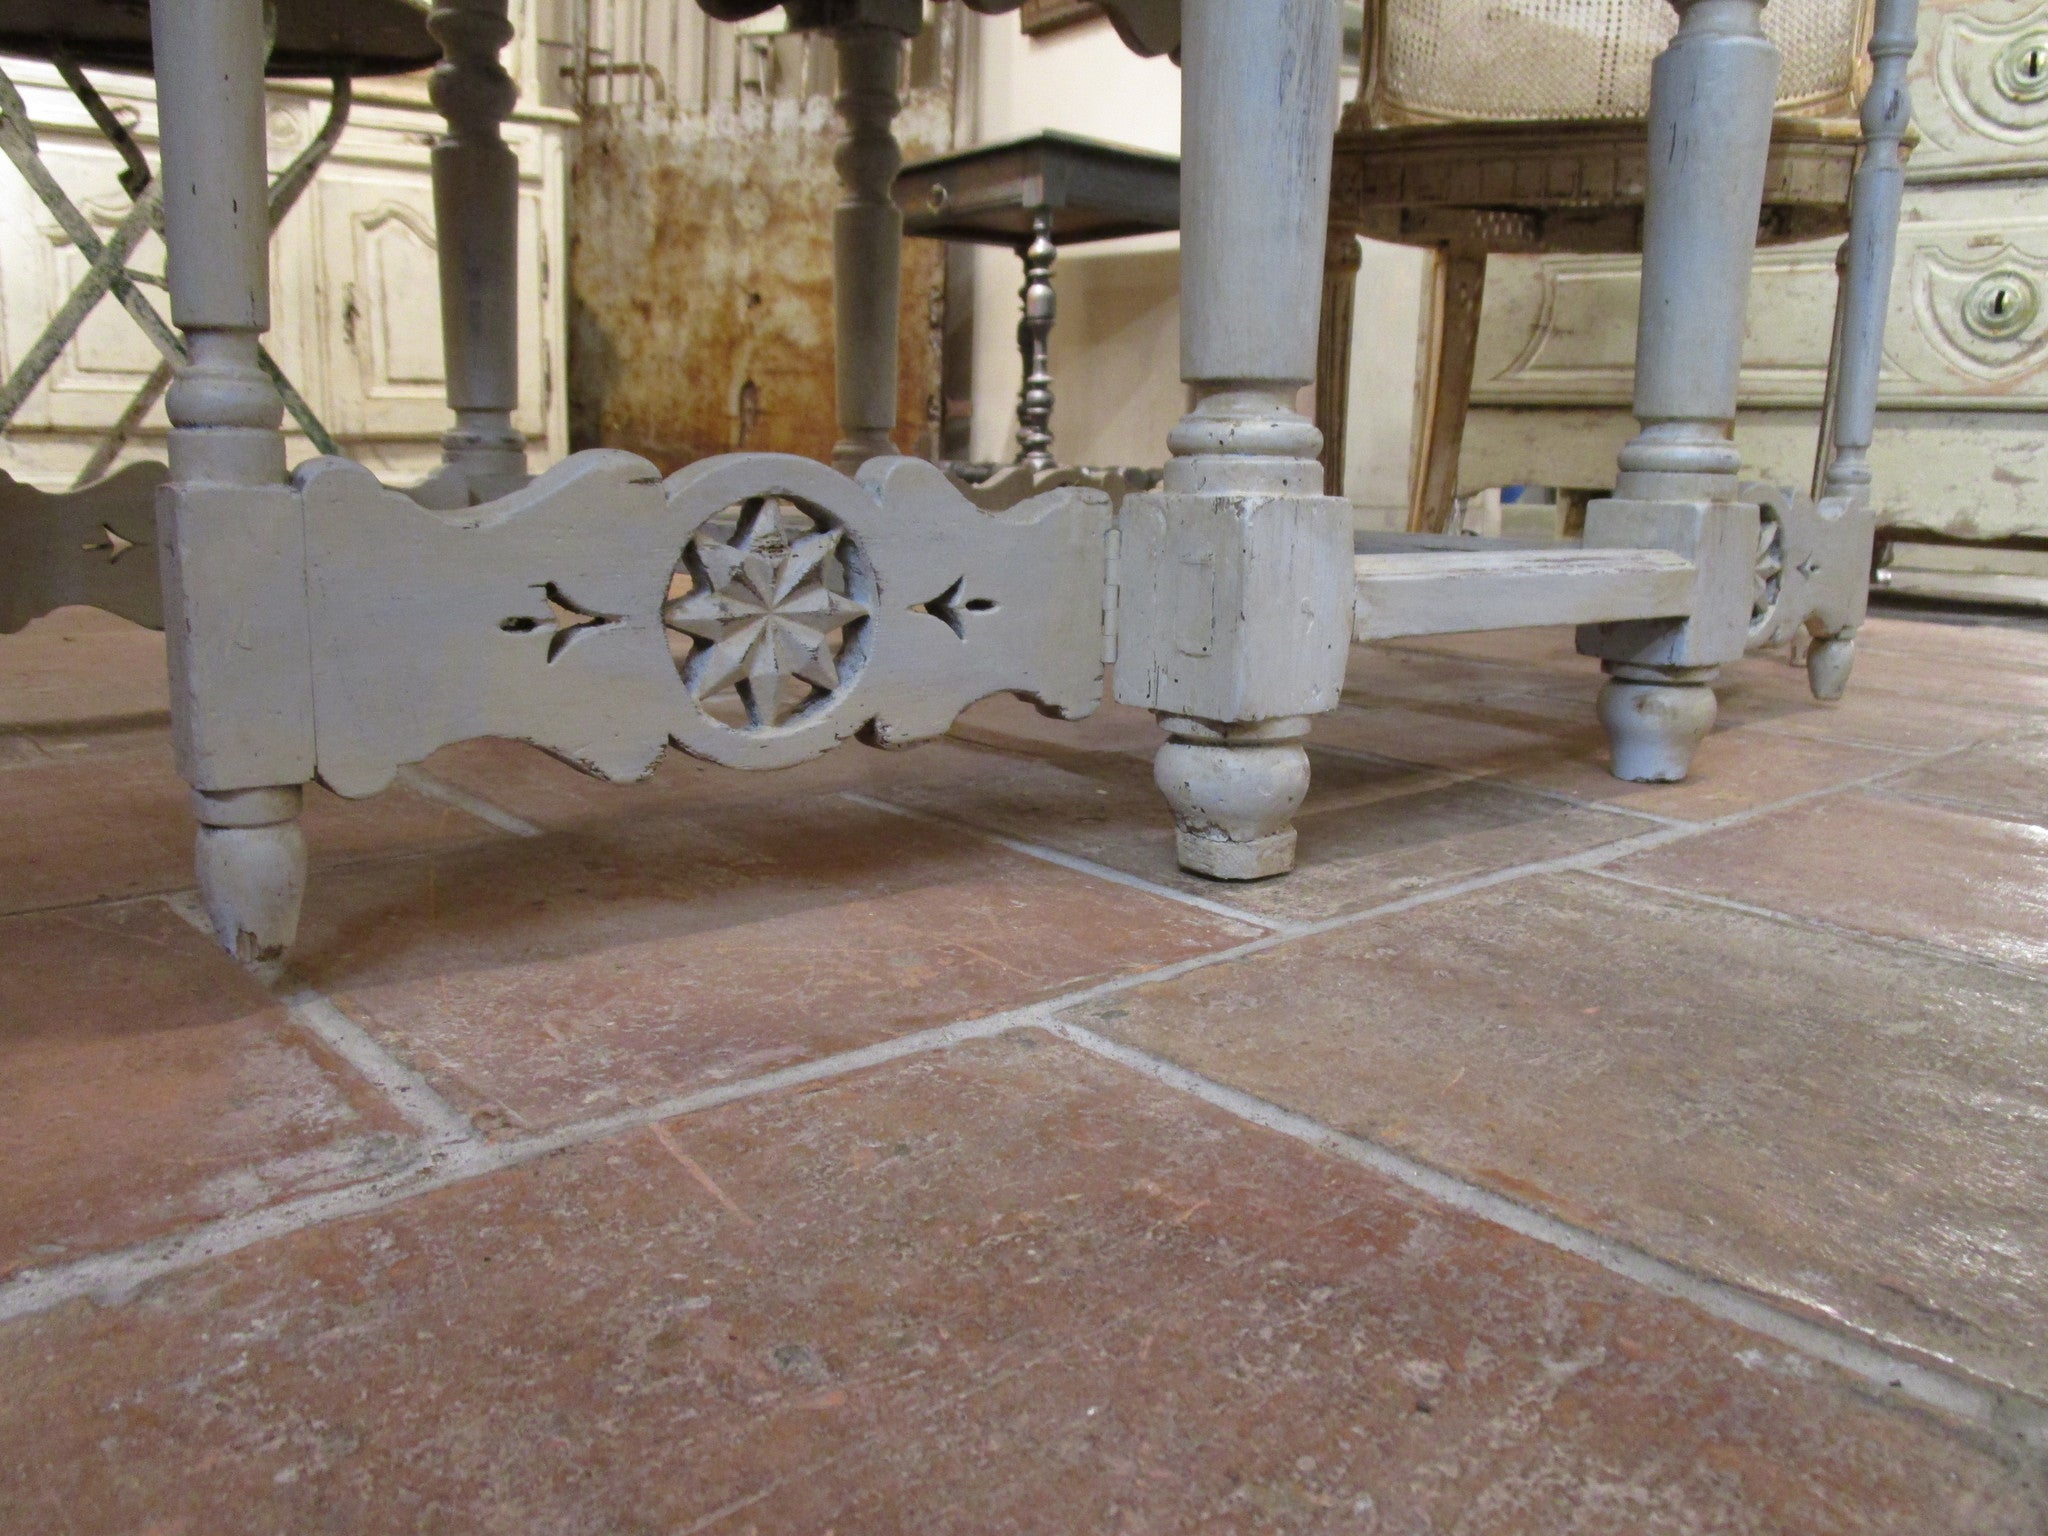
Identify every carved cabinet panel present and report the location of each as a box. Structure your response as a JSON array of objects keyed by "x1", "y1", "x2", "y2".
[
  {"x1": 1892, "y1": 190, "x2": 2048, "y2": 396},
  {"x1": 307, "y1": 107, "x2": 560, "y2": 450},
  {"x1": 0, "y1": 43, "x2": 569, "y2": 491},
  {"x1": 1473, "y1": 183, "x2": 2048, "y2": 412},
  {"x1": 1911, "y1": 0, "x2": 2048, "y2": 175}
]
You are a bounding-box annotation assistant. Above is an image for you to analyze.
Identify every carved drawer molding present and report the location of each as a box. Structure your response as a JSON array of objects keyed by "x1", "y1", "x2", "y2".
[
  {"x1": 1471, "y1": 245, "x2": 1865, "y2": 408},
  {"x1": 1473, "y1": 183, "x2": 2048, "y2": 411},
  {"x1": 1913, "y1": 0, "x2": 2048, "y2": 175},
  {"x1": 1896, "y1": 229, "x2": 2048, "y2": 390}
]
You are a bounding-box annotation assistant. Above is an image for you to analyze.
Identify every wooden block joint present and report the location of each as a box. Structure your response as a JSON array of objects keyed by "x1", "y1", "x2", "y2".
[
  {"x1": 1114, "y1": 489, "x2": 1354, "y2": 723},
  {"x1": 158, "y1": 481, "x2": 318, "y2": 792},
  {"x1": 1576, "y1": 496, "x2": 1760, "y2": 669}
]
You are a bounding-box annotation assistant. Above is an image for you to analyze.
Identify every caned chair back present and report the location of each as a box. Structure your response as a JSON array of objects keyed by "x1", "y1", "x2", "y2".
[{"x1": 1359, "y1": 0, "x2": 1864, "y2": 127}]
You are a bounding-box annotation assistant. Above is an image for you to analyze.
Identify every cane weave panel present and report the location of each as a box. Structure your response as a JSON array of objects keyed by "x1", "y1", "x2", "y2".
[{"x1": 1371, "y1": 0, "x2": 1861, "y2": 125}]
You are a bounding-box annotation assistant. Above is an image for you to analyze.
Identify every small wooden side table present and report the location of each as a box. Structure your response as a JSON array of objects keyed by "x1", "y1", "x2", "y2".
[{"x1": 895, "y1": 130, "x2": 1179, "y2": 471}]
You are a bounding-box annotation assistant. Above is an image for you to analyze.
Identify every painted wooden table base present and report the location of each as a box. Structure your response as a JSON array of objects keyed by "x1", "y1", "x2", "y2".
[{"x1": 127, "y1": 0, "x2": 1916, "y2": 964}]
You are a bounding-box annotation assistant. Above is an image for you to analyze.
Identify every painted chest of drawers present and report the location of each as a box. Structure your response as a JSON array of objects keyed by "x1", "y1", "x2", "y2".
[{"x1": 1461, "y1": 0, "x2": 2048, "y2": 541}]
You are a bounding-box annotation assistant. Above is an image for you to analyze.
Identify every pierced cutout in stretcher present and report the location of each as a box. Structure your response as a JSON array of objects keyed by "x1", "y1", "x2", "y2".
[
  {"x1": 911, "y1": 578, "x2": 998, "y2": 640},
  {"x1": 501, "y1": 583, "x2": 623, "y2": 664}
]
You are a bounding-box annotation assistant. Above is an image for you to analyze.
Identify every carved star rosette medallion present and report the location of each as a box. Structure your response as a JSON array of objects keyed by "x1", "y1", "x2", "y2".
[{"x1": 663, "y1": 489, "x2": 874, "y2": 747}]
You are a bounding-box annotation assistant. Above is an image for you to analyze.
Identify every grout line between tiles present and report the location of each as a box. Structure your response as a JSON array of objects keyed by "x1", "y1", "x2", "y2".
[
  {"x1": 838, "y1": 792, "x2": 1293, "y2": 934},
  {"x1": 161, "y1": 893, "x2": 483, "y2": 1147},
  {"x1": 396, "y1": 764, "x2": 545, "y2": 838},
  {"x1": 1808, "y1": 679, "x2": 2045, "y2": 720},
  {"x1": 72, "y1": 761, "x2": 1718, "y2": 1316},
  {"x1": 2, "y1": 681, "x2": 2000, "y2": 938},
  {"x1": 0, "y1": 1009, "x2": 1029, "y2": 1327},
  {"x1": 1586, "y1": 869, "x2": 2048, "y2": 985},
  {"x1": 1301, "y1": 738, "x2": 1695, "y2": 829},
  {"x1": 0, "y1": 812, "x2": 1736, "y2": 1329},
  {"x1": 1324, "y1": 702, "x2": 2010, "y2": 842},
  {"x1": 22, "y1": 825, "x2": 2048, "y2": 1460},
  {"x1": 845, "y1": 744, "x2": 1894, "y2": 953},
  {"x1": 10, "y1": 955, "x2": 2041, "y2": 1456},
  {"x1": 6, "y1": 840, "x2": 494, "y2": 925},
  {"x1": 16, "y1": 683, "x2": 2040, "y2": 1415},
  {"x1": 157, "y1": 890, "x2": 216, "y2": 939},
  {"x1": 868, "y1": 738, "x2": 1970, "y2": 970},
  {"x1": 1872, "y1": 783, "x2": 2048, "y2": 832},
  {"x1": 1731, "y1": 720, "x2": 1933, "y2": 757},
  {"x1": 1628, "y1": 729, "x2": 2001, "y2": 834},
  {"x1": 280, "y1": 991, "x2": 485, "y2": 1147},
  {"x1": 1040, "y1": 1018, "x2": 2048, "y2": 1455}
]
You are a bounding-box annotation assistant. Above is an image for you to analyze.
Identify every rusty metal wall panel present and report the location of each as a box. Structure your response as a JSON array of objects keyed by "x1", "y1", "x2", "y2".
[{"x1": 568, "y1": 15, "x2": 955, "y2": 473}]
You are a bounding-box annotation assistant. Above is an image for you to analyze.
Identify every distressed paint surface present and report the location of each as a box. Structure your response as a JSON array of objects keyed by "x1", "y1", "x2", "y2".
[{"x1": 570, "y1": 91, "x2": 950, "y2": 471}]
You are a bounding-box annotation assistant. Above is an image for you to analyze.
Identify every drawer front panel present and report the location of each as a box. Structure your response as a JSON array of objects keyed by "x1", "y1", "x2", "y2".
[
  {"x1": 1470, "y1": 184, "x2": 2048, "y2": 410},
  {"x1": 1912, "y1": 0, "x2": 2048, "y2": 177}
]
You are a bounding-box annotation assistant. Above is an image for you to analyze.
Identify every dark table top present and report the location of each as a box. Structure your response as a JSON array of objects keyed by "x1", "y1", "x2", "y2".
[
  {"x1": 896, "y1": 129, "x2": 1180, "y2": 247},
  {"x1": 0, "y1": 0, "x2": 440, "y2": 79}
]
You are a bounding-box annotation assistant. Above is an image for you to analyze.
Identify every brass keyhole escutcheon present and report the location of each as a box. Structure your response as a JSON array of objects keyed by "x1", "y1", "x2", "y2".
[
  {"x1": 1995, "y1": 33, "x2": 2048, "y2": 103},
  {"x1": 1962, "y1": 269, "x2": 2041, "y2": 340}
]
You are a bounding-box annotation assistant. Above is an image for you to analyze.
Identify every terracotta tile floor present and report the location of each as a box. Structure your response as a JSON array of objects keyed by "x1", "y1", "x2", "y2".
[{"x1": 3, "y1": 602, "x2": 2047, "y2": 1532}]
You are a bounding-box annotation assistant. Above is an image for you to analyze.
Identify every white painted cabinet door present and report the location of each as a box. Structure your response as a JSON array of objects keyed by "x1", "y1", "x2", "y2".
[
  {"x1": 306, "y1": 111, "x2": 560, "y2": 453},
  {"x1": 0, "y1": 129, "x2": 173, "y2": 434},
  {"x1": 0, "y1": 59, "x2": 569, "y2": 491},
  {"x1": 311, "y1": 173, "x2": 450, "y2": 438}
]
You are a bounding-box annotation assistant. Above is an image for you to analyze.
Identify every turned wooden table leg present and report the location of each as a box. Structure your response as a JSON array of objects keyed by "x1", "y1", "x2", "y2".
[
  {"x1": 1579, "y1": 0, "x2": 1779, "y2": 782},
  {"x1": 1015, "y1": 207, "x2": 1058, "y2": 472},
  {"x1": 1116, "y1": 0, "x2": 1351, "y2": 881},
  {"x1": 1809, "y1": 0, "x2": 1919, "y2": 700},
  {"x1": 832, "y1": 24, "x2": 906, "y2": 475},
  {"x1": 152, "y1": 0, "x2": 312, "y2": 965},
  {"x1": 429, "y1": 0, "x2": 529, "y2": 505}
]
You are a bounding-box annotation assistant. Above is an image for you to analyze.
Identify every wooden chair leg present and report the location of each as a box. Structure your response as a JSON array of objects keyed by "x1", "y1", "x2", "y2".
[
  {"x1": 1579, "y1": 0, "x2": 1779, "y2": 782},
  {"x1": 1809, "y1": 0, "x2": 1919, "y2": 700},
  {"x1": 1315, "y1": 227, "x2": 1362, "y2": 498},
  {"x1": 1407, "y1": 243, "x2": 1485, "y2": 534},
  {"x1": 831, "y1": 24, "x2": 906, "y2": 475}
]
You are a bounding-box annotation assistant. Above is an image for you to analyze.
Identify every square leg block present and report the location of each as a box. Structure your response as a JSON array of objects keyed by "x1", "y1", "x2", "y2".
[
  {"x1": 1576, "y1": 497, "x2": 1759, "y2": 671},
  {"x1": 1114, "y1": 490, "x2": 1354, "y2": 724},
  {"x1": 158, "y1": 483, "x2": 316, "y2": 792}
]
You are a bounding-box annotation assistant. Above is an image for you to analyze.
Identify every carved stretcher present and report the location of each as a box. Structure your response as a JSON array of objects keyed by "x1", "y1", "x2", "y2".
[{"x1": 131, "y1": 0, "x2": 1913, "y2": 966}]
